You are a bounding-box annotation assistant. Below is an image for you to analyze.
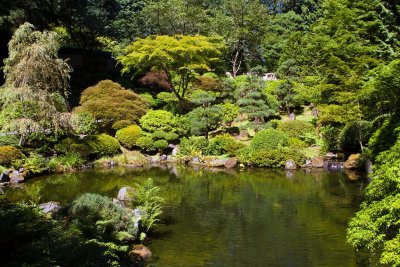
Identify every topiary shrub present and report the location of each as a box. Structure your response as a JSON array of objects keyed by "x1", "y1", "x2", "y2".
[
  {"x1": 136, "y1": 136, "x2": 154, "y2": 152},
  {"x1": 151, "y1": 131, "x2": 167, "y2": 140},
  {"x1": 85, "y1": 134, "x2": 120, "y2": 157},
  {"x1": 139, "y1": 110, "x2": 178, "y2": 133},
  {"x1": 206, "y1": 134, "x2": 245, "y2": 156},
  {"x1": 70, "y1": 193, "x2": 138, "y2": 242},
  {"x1": 154, "y1": 139, "x2": 168, "y2": 152},
  {"x1": 249, "y1": 147, "x2": 304, "y2": 168},
  {"x1": 0, "y1": 146, "x2": 24, "y2": 166},
  {"x1": 164, "y1": 132, "x2": 179, "y2": 142},
  {"x1": 288, "y1": 137, "x2": 308, "y2": 150},
  {"x1": 115, "y1": 125, "x2": 142, "y2": 149},
  {"x1": 251, "y1": 128, "x2": 289, "y2": 150}
]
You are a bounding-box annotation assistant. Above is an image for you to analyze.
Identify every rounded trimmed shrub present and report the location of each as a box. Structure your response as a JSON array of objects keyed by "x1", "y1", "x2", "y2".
[
  {"x1": 154, "y1": 139, "x2": 168, "y2": 151},
  {"x1": 0, "y1": 146, "x2": 24, "y2": 166},
  {"x1": 251, "y1": 128, "x2": 289, "y2": 150},
  {"x1": 85, "y1": 134, "x2": 120, "y2": 157},
  {"x1": 139, "y1": 110, "x2": 177, "y2": 133},
  {"x1": 206, "y1": 134, "x2": 245, "y2": 156},
  {"x1": 115, "y1": 125, "x2": 142, "y2": 149},
  {"x1": 250, "y1": 148, "x2": 304, "y2": 168},
  {"x1": 151, "y1": 131, "x2": 167, "y2": 140},
  {"x1": 277, "y1": 120, "x2": 315, "y2": 138},
  {"x1": 164, "y1": 132, "x2": 179, "y2": 142},
  {"x1": 136, "y1": 136, "x2": 154, "y2": 152}
]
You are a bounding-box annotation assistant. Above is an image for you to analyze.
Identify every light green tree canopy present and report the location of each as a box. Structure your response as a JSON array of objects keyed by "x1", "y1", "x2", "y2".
[{"x1": 118, "y1": 35, "x2": 225, "y2": 112}]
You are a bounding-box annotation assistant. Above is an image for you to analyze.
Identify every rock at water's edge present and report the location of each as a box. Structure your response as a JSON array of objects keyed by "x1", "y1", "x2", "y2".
[
  {"x1": 285, "y1": 159, "x2": 297, "y2": 170},
  {"x1": 129, "y1": 244, "x2": 152, "y2": 264},
  {"x1": 39, "y1": 201, "x2": 61, "y2": 214},
  {"x1": 344, "y1": 154, "x2": 362, "y2": 170},
  {"x1": 224, "y1": 158, "x2": 238, "y2": 168},
  {"x1": 117, "y1": 186, "x2": 135, "y2": 201}
]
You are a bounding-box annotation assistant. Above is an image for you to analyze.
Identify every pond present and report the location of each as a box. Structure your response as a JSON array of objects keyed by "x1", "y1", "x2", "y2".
[{"x1": 4, "y1": 165, "x2": 367, "y2": 266}]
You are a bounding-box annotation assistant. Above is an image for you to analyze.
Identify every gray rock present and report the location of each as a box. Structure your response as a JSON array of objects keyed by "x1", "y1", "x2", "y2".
[
  {"x1": 172, "y1": 146, "x2": 180, "y2": 156},
  {"x1": 209, "y1": 159, "x2": 225, "y2": 167},
  {"x1": 224, "y1": 158, "x2": 238, "y2": 168},
  {"x1": 9, "y1": 171, "x2": 24, "y2": 183},
  {"x1": 117, "y1": 186, "x2": 135, "y2": 201},
  {"x1": 285, "y1": 159, "x2": 297, "y2": 170},
  {"x1": 192, "y1": 156, "x2": 200, "y2": 163},
  {"x1": 39, "y1": 201, "x2": 61, "y2": 213},
  {"x1": 159, "y1": 154, "x2": 167, "y2": 161}
]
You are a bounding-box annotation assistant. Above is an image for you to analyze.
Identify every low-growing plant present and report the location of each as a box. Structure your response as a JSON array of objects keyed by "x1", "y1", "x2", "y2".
[
  {"x1": 0, "y1": 146, "x2": 24, "y2": 167},
  {"x1": 251, "y1": 128, "x2": 289, "y2": 150},
  {"x1": 69, "y1": 112, "x2": 98, "y2": 135},
  {"x1": 154, "y1": 139, "x2": 168, "y2": 152},
  {"x1": 23, "y1": 154, "x2": 47, "y2": 174},
  {"x1": 132, "y1": 178, "x2": 163, "y2": 232},
  {"x1": 0, "y1": 135, "x2": 19, "y2": 147},
  {"x1": 48, "y1": 153, "x2": 85, "y2": 172},
  {"x1": 115, "y1": 125, "x2": 142, "y2": 149},
  {"x1": 178, "y1": 136, "x2": 209, "y2": 156},
  {"x1": 249, "y1": 147, "x2": 304, "y2": 168}
]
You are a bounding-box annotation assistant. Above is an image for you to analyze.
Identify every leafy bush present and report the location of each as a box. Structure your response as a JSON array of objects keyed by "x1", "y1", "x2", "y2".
[
  {"x1": 251, "y1": 128, "x2": 289, "y2": 150},
  {"x1": 23, "y1": 154, "x2": 47, "y2": 174},
  {"x1": 140, "y1": 110, "x2": 178, "y2": 133},
  {"x1": 206, "y1": 134, "x2": 245, "y2": 156},
  {"x1": 151, "y1": 130, "x2": 167, "y2": 140},
  {"x1": 136, "y1": 136, "x2": 154, "y2": 152},
  {"x1": 0, "y1": 146, "x2": 24, "y2": 166},
  {"x1": 164, "y1": 132, "x2": 179, "y2": 141},
  {"x1": 288, "y1": 137, "x2": 308, "y2": 150},
  {"x1": 85, "y1": 134, "x2": 120, "y2": 157},
  {"x1": 277, "y1": 120, "x2": 315, "y2": 138},
  {"x1": 320, "y1": 125, "x2": 341, "y2": 152},
  {"x1": 154, "y1": 139, "x2": 168, "y2": 151},
  {"x1": 111, "y1": 120, "x2": 132, "y2": 131},
  {"x1": 368, "y1": 116, "x2": 400, "y2": 158},
  {"x1": 55, "y1": 138, "x2": 91, "y2": 159},
  {"x1": 178, "y1": 136, "x2": 209, "y2": 156},
  {"x1": 249, "y1": 147, "x2": 304, "y2": 168},
  {"x1": 48, "y1": 153, "x2": 85, "y2": 172},
  {"x1": 338, "y1": 121, "x2": 372, "y2": 152},
  {"x1": 115, "y1": 125, "x2": 142, "y2": 149},
  {"x1": 69, "y1": 112, "x2": 97, "y2": 135},
  {"x1": 0, "y1": 135, "x2": 19, "y2": 147},
  {"x1": 132, "y1": 179, "x2": 163, "y2": 232},
  {"x1": 70, "y1": 193, "x2": 138, "y2": 242}
]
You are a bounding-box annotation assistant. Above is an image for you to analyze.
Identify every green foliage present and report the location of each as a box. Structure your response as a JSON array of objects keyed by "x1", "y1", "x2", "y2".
[
  {"x1": 140, "y1": 110, "x2": 178, "y2": 133},
  {"x1": 76, "y1": 80, "x2": 148, "y2": 130},
  {"x1": 85, "y1": 134, "x2": 120, "y2": 157},
  {"x1": 277, "y1": 120, "x2": 315, "y2": 138},
  {"x1": 368, "y1": 116, "x2": 400, "y2": 158},
  {"x1": 132, "y1": 178, "x2": 163, "y2": 232},
  {"x1": 0, "y1": 135, "x2": 19, "y2": 147},
  {"x1": 288, "y1": 137, "x2": 308, "y2": 150},
  {"x1": 0, "y1": 200, "x2": 129, "y2": 266},
  {"x1": 136, "y1": 136, "x2": 154, "y2": 152},
  {"x1": 178, "y1": 136, "x2": 209, "y2": 157},
  {"x1": 0, "y1": 146, "x2": 24, "y2": 167},
  {"x1": 251, "y1": 129, "x2": 289, "y2": 150},
  {"x1": 154, "y1": 139, "x2": 169, "y2": 152},
  {"x1": 248, "y1": 147, "x2": 305, "y2": 168},
  {"x1": 347, "y1": 137, "x2": 400, "y2": 265},
  {"x1": 70, "y1": 193, "x2": 138, "y2": 242},
  {"x1": 69, "y1": 112, "x2": 98, "y2": 135},
  {"x1": 338, "y1": 121, "x2": 372, "y2": 152},
  {"x1": 0, "y1": 23, "x2": 71, "y2": 144},
  {"x1": 23, "y1": 154, "x2": 47, "y2": 174},
  {"x1": 115, "y1": 125, "x2": 142, "y2": 149},
  {"x1": 186, "y1": 105, "x2": 223, "y2": 139},
  {"x1": 320, "y1": 125, "x2": 341, "y2": 152},
  {"x1": 206, "y1": 134, "x2": 245, "y2": 156},
  {"x1": 119, "y1": 35, "x2": 224, "y2": 112},
  {"x1": 111, "y1": 120, "x2": 132, "y2": 131},
  {"x1": 48, "y1": 153, "x2": 85, "y2": 172}
]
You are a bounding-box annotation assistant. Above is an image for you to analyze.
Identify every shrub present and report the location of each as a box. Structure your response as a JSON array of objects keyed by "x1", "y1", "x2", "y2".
[
  {"x1": 70, "y1": 193, "x2": 138, "y2": 242},
  {"x1": 111, "y1": 120, "x2": 132, "y2": 131},
  {"x1": 277, "y1": 120, "x2": 315, "y2": 138},
  {"x1": 251, "y1": 129, "x2": 289, "y2": 150},
  {"x1": 69, "y1": 112, "x2": 98, "y2": 135},
  {"x1": 288, "y1": 137, "x2": 308, "y2": 150},
  {"x1": 249, "y1": 147, "x2": 304, "y2": 168},
  {"x1": 85, "y1": 134, "x2": 120, "y2": 157},
  {"x1": 0, "y1": 135, "x2": 19, "y2": 147},
  {"x1": 164, "y1": 132, "x2": 179, "y2": 141},
  {"x1": 115, "y1": 125, "x2": 142, "y2": 149},
  {"x1": 136, "y1": 136, "x2": 154, "y2": 152},
  {"x1": 139, "y1": 110, "x2": 178, "y2": 133},
  {"x1": 23, "y1": 154, "x2": 47, "y2": 174},
  {"x1": 206, "y1": 134, "x2": 245, "y2": 156},
  {"x1": 151, "y1": 130, "x2": 167, "y2": 140},
  {"x1": 154, "y1": 139, "x2": 168, "y2": 152},
  {"x1": 338, "y1": 121, "x2": 372, "y2": 152},
  {"x1": 178, "y1": 136, "x2": 209, "y2": 156},
  {"x1": 54, "y1": 137, "x2": 76, "y2": 154},
  {"x1": 48, "y1": 153, "x2": 85, "y2": 172},
  {"x1": 0, "y1": 146, "x2": 24, "y2": 166},
  {"x1": 320, "y1": 125, "x2": 341, "y2": 152}
]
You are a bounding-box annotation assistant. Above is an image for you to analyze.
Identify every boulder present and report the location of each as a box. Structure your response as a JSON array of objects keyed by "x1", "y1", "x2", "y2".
[
  {"x1": 9, "y1": 171, "x2": 24, "y2": 183},
  {"x1": 159, "y1": 154, "x2": 167, "y2": 161},
  {"x1": 311, "y1": 157, "x2": 324, "y2": 168},
  {"x1": 117, "y1": 186, "x2": 135, "y2": 202},
  {"x1": 172, "y1": 146, "x2": 180, "y2": 156},
  {"x1": 209, "y1": 159, "x2": 225, "y2": 167},
  {"x1": 39, "y1": 201, "x2": 61, "y2": 214},
  {"x1": 129, "y1": 244, "x2": 152, "y2": 264},
  {"x1": 224, "y1": 158, "x2": 238, "y2": 168},
  {"x1": 192, "y1": 156, "x2": 200, "y2": 164},
  {"x1": 285, "y1": 160, "x2": 297, "y2": 170},
  {"x1": 344, "y1": 154, "x2": 362, "y2": 170}
]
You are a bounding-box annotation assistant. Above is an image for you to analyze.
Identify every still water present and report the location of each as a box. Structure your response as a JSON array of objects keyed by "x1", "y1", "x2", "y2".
[{"x1": 5, "y1": 165, "x2": 366, "y2": 267}]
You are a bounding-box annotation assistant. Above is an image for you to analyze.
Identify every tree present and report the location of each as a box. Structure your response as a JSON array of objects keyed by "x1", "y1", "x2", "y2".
[
  {"x1": 235, "y1": 76, "x2": 276, "y2": 124},
  {"x1": 118, "y1": 35, "x2": 224, "y2": 112},
  {"x1": 0, "y1": 23, "x2": 72, "y2": 145},
  {"x1": 186, "y1": 105, "x2": 223, "y2": 140},
  {"x1": 75, "y1": 80, "x2": 148, "y2": 130}
]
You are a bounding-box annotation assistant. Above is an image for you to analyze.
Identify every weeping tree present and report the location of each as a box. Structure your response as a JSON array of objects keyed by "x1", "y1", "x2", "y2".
[{"x1": 0, "y1": 23, "x2": 72, "y2": 145}]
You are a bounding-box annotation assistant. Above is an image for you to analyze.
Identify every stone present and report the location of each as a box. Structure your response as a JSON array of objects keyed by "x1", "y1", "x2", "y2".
[
  {"x1": 285, "y1": 159, "x2": 297, "y2": 170},
  {"x1": 224, "y1": 158, "x2": 238, "y2": 168},
  {"x1": 209, "y1": 159, "x2": 225, "y2": 167},
  {"x1": 9, "y1": 171, "x2": 24, "y2": 183},
  {"x1": 344, "y1": 154, "x2": 362, "y2": 170},
  {"x1": 289, "y1": 113, "x2": 296, "y2": 121},
  {"x1": 238, "y1": 130, "x2": 249, "y2": 140},
  {"x1": 39, "y1": 201, "x2": 61, "y2": 214},
  {"x1": 192, "y1": 156, "x2": 200, "y2": 163},
  {"x1": 311, "y1": 157, "x2": 324, "y2": 168},
  {"x1": 117, "y1": 186, "x2": 135, "y2": 201},
  {"x1": 172, "y1": 146, "x2": 180, "y2": 156},
  {"x1": 159, "y1": 154, "x2": 167, "y2": 161},
  {"x1": 129, "y1": 244, "x2": 152, "y2": 264}
]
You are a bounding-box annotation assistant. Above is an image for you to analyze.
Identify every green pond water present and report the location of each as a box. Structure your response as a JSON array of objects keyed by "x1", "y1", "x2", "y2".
[{"x1": 5, "y1": 165, "x2": 367, "y2": 267}]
